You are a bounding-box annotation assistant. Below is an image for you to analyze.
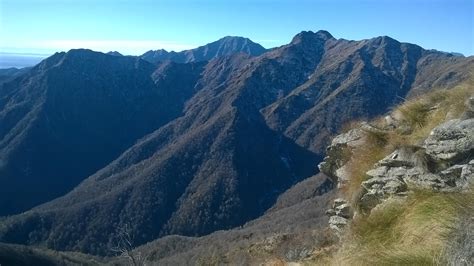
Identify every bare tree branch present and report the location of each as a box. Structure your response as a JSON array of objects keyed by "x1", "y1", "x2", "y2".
[{"x1": 110, "y1": 223, "x2": 149, "y2": 266}]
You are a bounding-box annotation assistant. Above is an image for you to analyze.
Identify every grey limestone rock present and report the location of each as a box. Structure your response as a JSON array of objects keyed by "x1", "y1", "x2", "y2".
[
  {"x1": 328, "y1": 215, "x2": 349, "y2": 232},
  {"x1": 326, "y1": 198, "x2": 353, "y2": 234},
  {"x1": 424, "y1": 119, "x2": 474, "y2": 163},
  {"x1": 318, "y1": 127, "x2": 365, "y2": 181},
  {"x1": 335, "y1": 203, "x2": 353, "y2": 218}
]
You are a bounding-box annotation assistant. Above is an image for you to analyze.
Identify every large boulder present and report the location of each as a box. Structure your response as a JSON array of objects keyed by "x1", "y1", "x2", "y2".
[
  {"x1": 423, "y1": 118, "x2": 474, "y2": 163},
  {"x1": 438, "y1": 160, "x2": 474, "y2": 191},
  {"x1": 377, "y1": 147, "x2": 427, "y2": 169}
]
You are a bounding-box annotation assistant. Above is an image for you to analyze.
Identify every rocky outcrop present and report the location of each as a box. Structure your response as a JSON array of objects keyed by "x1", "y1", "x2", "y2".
[
  {"x1": 319, "y1": 93, "x2": 474, "y2": 213},
  {"x1": 318, "y1": 122, "x2": 381, "y2": 187},
  {"x1": 319, "y1": 90, "x2": 474, "y2": 265},
  {"x1": 439, "y1": 160, "x2": 474, "y2": 190},
  {"x1": 424, "y1": 118, "x2": 474, "y2": 163},
  {"x1": 326, "y1": 198, "x2": 353, "y2": 235},
  {"x1": 359, "y1": 147, "x2": 421, "y2": 209},
  {"x1": 318, "y1": 128, "x2": 361, "y2": 183},
  {"x1": 359, "y1": 118, "x2": 474, "y2": 211}
]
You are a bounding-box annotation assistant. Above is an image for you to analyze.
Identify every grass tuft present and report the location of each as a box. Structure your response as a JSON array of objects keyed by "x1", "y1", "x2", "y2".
[
  {"x1": 334, "y1": 191, "x2": 473, "y2": 265},
  {"x1": 398, "y1": 100, "x2": 432, "y2": 130}
]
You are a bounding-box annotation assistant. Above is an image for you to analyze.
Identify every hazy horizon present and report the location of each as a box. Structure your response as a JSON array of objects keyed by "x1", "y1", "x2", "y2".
[
  {"x1": 1, "y1": 29, "x2": 472, "y2": 69},
  {"x1": 1, "y1": 0, "x2": 472, "y2": 58}
]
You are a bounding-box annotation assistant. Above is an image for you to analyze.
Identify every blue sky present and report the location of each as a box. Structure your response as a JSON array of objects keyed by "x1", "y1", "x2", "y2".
[{"x1": 0, "y1": 0, "x2": 473, "y2": 56}]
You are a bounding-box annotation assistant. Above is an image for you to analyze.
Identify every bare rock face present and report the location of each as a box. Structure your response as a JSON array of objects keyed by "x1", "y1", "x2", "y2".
[
  {"x1": 435, "y1": 161, "x2": 474, "y2": 191},
  {"x1": 328, "y1": 216, "x2": 349, "y2": 232},
  {"x1": 318, "y1": 122, "x2": 380, "y2": 187},
  {"x1": 359, "y1": 118, "x2": 474, "y2": 212},
  {"x1": 318, "y1": 127, "x2": 364, "y2": 183},
  {"x1": 360, "y1": 174, "x2": 408, "y2": 210},
  {"x1": 423, "y1": 118, "x2": 474, "y2": 163},
  {"x1": 377, "y1": 147, "x2": 426, "y2": 169},
  {"x1": 326, "y1": 198, "x2": 353, "y2": 235},
  {"x1": 335, "y1": 203, "x2": 352, "y2": 219}
]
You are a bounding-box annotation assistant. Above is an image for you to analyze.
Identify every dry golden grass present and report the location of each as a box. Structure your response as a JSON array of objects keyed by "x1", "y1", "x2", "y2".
[
  {"x1": 342, "y1": 133, "x2": 387, "y2": 205},
  {"x1": 398, "y1": 101, "x2": 432, "y2": 129},
  {"x1": 394, "y1": 83, "x2": 473, "y2": 146},
  {"x1": 340, "y1": 83, "x2": 473, "y2": 204},
  {"x1": 289, "y1": 81, "x2": 474, "y2": 265},
  {"x1": 327, "y1": 82, "x2": 474, "y2": 265},
  {"x1": 332, "y1": 191, "x2": 473, "y2": 266}
]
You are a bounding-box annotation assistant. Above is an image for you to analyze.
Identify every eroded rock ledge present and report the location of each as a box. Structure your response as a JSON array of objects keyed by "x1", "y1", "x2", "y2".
[
  {"x1": 360, "y1": 118, "x2": 473, "y2": 210},
  {"x1": 321, "y1": 96, "x2": 474, "y2": 234}
]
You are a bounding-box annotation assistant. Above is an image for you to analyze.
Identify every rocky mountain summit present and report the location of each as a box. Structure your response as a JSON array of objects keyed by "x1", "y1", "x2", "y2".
[{"x1": 141, "y1": 36, "x2": 267, "y2": 63}]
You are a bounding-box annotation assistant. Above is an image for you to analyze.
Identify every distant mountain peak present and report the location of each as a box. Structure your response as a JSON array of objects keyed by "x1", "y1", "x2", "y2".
[
  {"x1": 141, "y1": 36, "x2": 267, "y2": 63},
  {"x1": 215, "y1": 36, "x2": 258, "y2": 46},
  {"x1": 219, "y1": 35, "x2": 250, "y2": 41},
  {"x1": 315, "y1": 30, "x2": 334, "y2": 39},
  {"x1": 66, "y1": 48, "x2": 95, "y2": 54},
  {"x1": 371, "y1": 35, "x2": 399, "y2": 46},
  {"x1": 106, "y1": 51, "x2": 123, "y2": 56},
  {"x1": 291, "y1": 30, "x2": 334, "y2": 45},
  {"x1": 60, "y1": 49, "x2": 103, "y2": 64}
]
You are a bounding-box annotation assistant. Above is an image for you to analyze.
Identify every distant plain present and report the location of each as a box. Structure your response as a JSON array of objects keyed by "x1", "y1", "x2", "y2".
[{"x1": 0, "y1": 53, "x2": 48, "y2": 68}]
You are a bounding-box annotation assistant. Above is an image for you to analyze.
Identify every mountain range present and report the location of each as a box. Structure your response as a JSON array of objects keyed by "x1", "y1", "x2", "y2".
[
  {"x1": 141, "y1": 36, "x2": 267, "y2": 63},
  {"x1": 0, "y1": 30, "x2": 472, "y2": 257}
]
